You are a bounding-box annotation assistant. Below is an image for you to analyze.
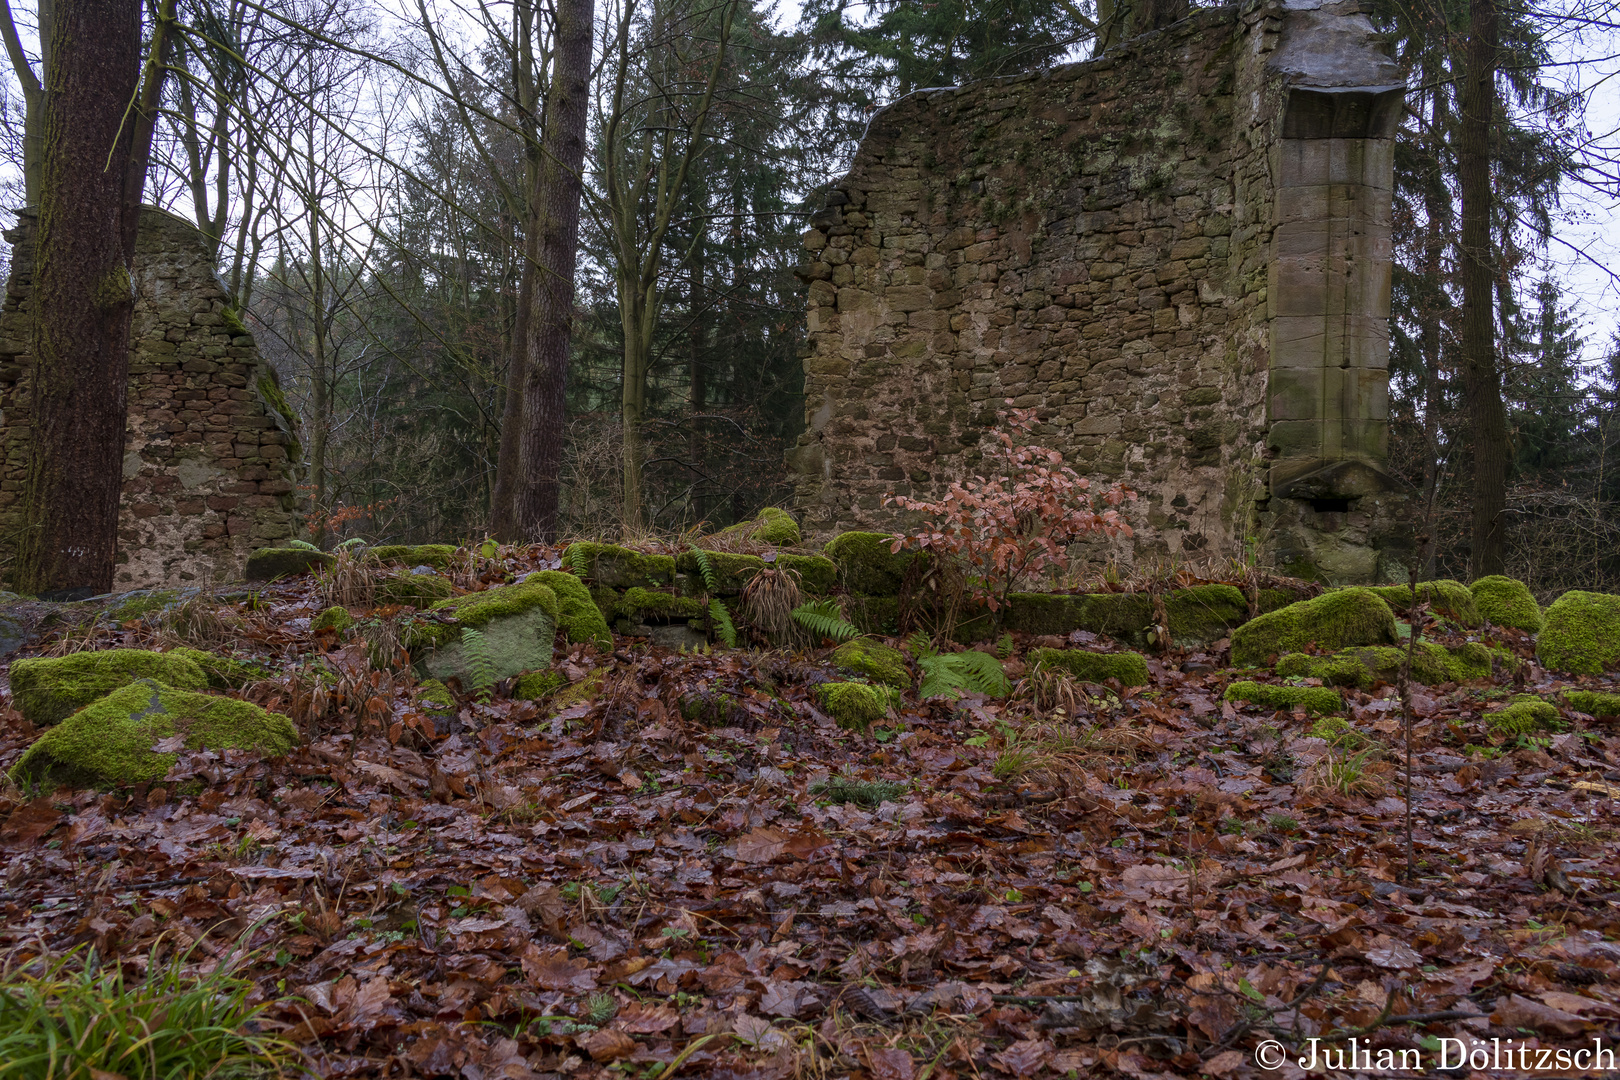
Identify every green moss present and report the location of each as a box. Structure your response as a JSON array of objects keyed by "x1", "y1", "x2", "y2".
[
  {"x1": 561, "y1": 543, "x2": 675, "y2": 589},
  {"x1": 526, "y1": 571, "x2": 612, "y2": 647},
  {"x1": 776, "y1": 554, "x2": 838, "y2": 595},
  {"x1": 822, "y1": 531, "x2": 922, "y2": 595},
  {"x1": 1275, "y1": 641, "x2": 1493, "y2": 689},
  {"x1": 404, "y1": 579, "x2": 560, "y2": 651},
  {"x1": 1229, "y1": 588, "x2": 1398, "y2": 668},
  {"x1": 715, "y1": 507, "x2": 801, "y2": 546},
  {"x1": 818, "y1": 681, "x2": 891, "y2": 731},
  {"x1": 221, "y1": 306, "x2": 249, "y2": 336},
  {"x1": 622, "y1": 587, "x2": 706, "y2": 620},
  {"x1": 105, "y1": 590, "x2": 183, "y2": 622},
  {"x1": 311, "y1": 606, "x2": 354, "y2": 634},
  {"x1": 245, "y1": 547, "x2": 332, "y2": 581},
  {"x1": 1487, "y1": 694, "x2": 1561, "y2": 735},
  {"x1": 1536, "y1": 591, "x2": 1620, "y2": 675},
  {"x1": 1368, "y1": 580, "x2": 1482, "y2": 627},
  {"x1": 1223, "y1": 681, "x2": 1342, "y2": 715},
  {"x1": 375, "y1": 572, "x2": 456, "y2": 608},
  {"x1": 1029, "y1": 648, "x2": 1150, "y2": 687},
  {"x1": 1470, "y1": 575, "x2": 1543, "y2": 633},
  {"x1": 1001, "y1": 592, "x2": 1156, "y2": 642},
  {"x1": 513, "y1": 670, "x2": 567, "y2": 701},
  {"x1": 831, "y1": 639, "x2": 910, "y2": 688},
  {"x1": 367, "y1": 544, "x2": 458, "y2": 569},
  {"x1": 168, "y1": 648, "x2": 269, "y2": 690},
  {"x1": 10, "y1": 649, "x2": 210, "y2": 726},
  {"x1": 548, "y1": 669, "x2": 605, "y2": 714},
  {"x1": 9, "y1": 679, "x2": 298, "y2": 788},
  {"x1": 677, "y1": 550, "x2": 766, "y2": 594},
  {"x1": 254, "y1": 372, "x2": 302, "y2": 461},
  {"x1": 417, "y1": 678, "x2": 456, "y2": 715},
  {"x1": 1563, "y1": 690, "x2": 1620, "y2": 718},
  {"x1": 1165, "y1": 584, "x2": 1248, "y2": 644},
  {"x1": 1258, "y1": 588, "x2": 1304, "y2": 614}
]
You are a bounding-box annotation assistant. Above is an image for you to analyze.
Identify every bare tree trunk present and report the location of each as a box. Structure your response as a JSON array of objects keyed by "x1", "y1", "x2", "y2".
[
  {"x1": 516, "y1": 0, "x2": 594, "y2": 543},
  {"x1": 13, "y1": 0, "x2": 172, "y2": 598},
  {"x1": 688, "y1": 253, "x2": 705, "y2": 507},
  {"x1": 490, "y1": 233, "x2": 536, "y2": 541},
  {"x1": 1458, "y1": 0, "x2": 1508, "y2": 577}
]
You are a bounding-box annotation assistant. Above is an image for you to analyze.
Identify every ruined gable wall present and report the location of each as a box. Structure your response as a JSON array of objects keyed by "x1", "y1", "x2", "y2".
[
  {"x1": 789, "y1": 0, "x2": 1407, "y2": 581},
  {"x1": 0, "y1": 209, "x2": 303, "y2": 589}
]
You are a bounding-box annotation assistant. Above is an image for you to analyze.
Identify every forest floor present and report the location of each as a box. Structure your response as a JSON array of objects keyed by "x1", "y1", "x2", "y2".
[{"x1": 2, "y1": 554, "x2": 1620, "y2": 1079}]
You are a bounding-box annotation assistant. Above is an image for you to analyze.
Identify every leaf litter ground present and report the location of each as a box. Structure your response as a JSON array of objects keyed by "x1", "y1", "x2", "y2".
[{"x1": 3, "y1": 560, "x2": 1620, "y2": 1079}]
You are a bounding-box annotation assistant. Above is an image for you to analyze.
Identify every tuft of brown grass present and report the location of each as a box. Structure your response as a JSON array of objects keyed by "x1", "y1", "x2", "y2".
[
  {"x1": 154, "y1": 586, "x2": 239, "y2": 652},
  {"x1": 741, "y1": 565, "x2": 803, "y2": 645},
  {"x1": 1300, "y1": 747, "x2": 1386, "y2": 798},
  {"x1": 318, "y1": 546, "x2": 382, "y2": 608}
]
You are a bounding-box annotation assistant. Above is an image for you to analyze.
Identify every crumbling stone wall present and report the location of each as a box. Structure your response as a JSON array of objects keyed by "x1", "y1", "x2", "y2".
[
  {"x1": 0, "y1": 208, "x2": 303, "y2": 589},
  {"x1": 789, "y1": 0, "x2": 1408, "y2": 582}
]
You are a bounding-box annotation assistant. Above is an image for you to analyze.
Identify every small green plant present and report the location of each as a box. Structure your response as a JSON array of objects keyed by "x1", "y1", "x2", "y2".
[
  {"x1": 808, "y1": 772, "x2": 907, "y2": 808},
  {"x1": 1267, "y1": 813, "x2": 1299, "y2": 833},
  {"x1": 567, "y1": 545, "x2": 590, "y2": 576},
  {"x1": 708, "y1": 599, "x2": 738, "y2": 648},
  {"x1": 1307, "y1": 716, "x2": 1371, "y2": 750},
  {"x1": 791, "y1": 598, "x2": 861, "y2": 642},
  {"x1": 460, "y1": 626, "x2": 497, "y2": 703},
  {"x1": 585, "y1": 992, "x2": 618, "y2": 1024},
  {"x1": 912, "y1": 637, "x2": 1012, "y2": 699}
]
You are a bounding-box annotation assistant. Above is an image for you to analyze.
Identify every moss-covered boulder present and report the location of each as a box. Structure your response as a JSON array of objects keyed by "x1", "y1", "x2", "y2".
[
  {"x1": 1486, "y1": 695, "x2": 1561, "y2": 735},
  {"x1": 621, "y1": 587, "x2": 706, "y2": 620},
  {"x1": 1537, "y1": 590, "x2": 1620, "y2": 675},
  {"x1": 1276, "y1": 641, "x2": 1494, "y2": 690},
  {"x1": 846, "y1": 596, "x2": 900, "y2": 636},
  {"x1": 406, "y1": 579, "x2": 559, "y2": 683},
  {"x1": 1029, "y1": 648, "x2": 1150, "y2": 687},
  {"x1": 1223, "y1": 681, "x2": 1342, "y2": 715},
  {"x1": 8, "y1": 679, "x2": 298, "y2": 788},
  {"x1": 1229, "y1": 588, "x2": 1399, "y2": 668},
  {"x1": 366, "y1": 544, "x2": 458, "y2": 569},
  {"x1": 714, "y1": 507, "x2": 801, "y2": 547},
  {"x1": 1563, "y1": 690, "x2": 1620, "y2": 718},
  {"x1": 677, "y1": 550, "x2": 766, "y2": 595},
  {"x1": 245, "y1": 547, "x2": 333, "y2": 580},
  {"x1": 817, "y1": 681, "x2": 890, "y2": 731},
  {"x1": 103, "y1": 589, "x2": 184, "y2": 623},
  {"x1": 997, "y1": 592, "x2": 1156, "y2": 643},
  {"x1": 312, "y1": 606, "x2": 355, "y2": 634},
  {"x1": 528, "y1": 571, "x2": 612, "y2": 647},
  {"x1": 1470, "y1": 575, "x2": 1543, "y2": 633},
  {"x1": 375, "y1": 571, "x2": 457, "y2": 608},
  {"x1": 776, "y1": 554, "x2": 837, "y2": 595},
  {"x1": 1367, "y1": 580, "x2": 1482, "y2": 627},
  {"x1": 562, "y1": 543, "x2": 675, "y2": 589},
  {"x1": 10, "y1": 649, "x2": 210, "y2": 726},
  {"x1": 822, "y1": 531, "x2": 921, "y2": 595},
  {"x1": 831, "y1": 639, "x2": 909, "y2": 688},
  {"x1": 168, "y1": 648, "x2": 270, "y2": 690},
  {"x1": 513, "y1": 669, "x2": 566, "y2": 701},
  {"x1": 1164, "y1": 585, "x2": 1249, "y2": 646}
]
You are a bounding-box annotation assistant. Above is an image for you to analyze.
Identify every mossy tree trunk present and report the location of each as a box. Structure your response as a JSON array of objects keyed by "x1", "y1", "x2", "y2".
[{"x1": 13, "y1": 0, "x2": 175, "y2": 598}]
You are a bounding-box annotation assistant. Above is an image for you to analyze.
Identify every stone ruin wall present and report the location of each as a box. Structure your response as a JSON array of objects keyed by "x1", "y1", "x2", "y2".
[
  {"x1": 0, "y1": 208, "x2": 303, "y2": 590},
  {"x1": 789, "y1": 0, "x2": 1410, "y2": 583}
]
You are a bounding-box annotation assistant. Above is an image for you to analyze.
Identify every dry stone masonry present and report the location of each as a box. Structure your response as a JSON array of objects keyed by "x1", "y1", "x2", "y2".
[
  {"x1": 1, "y1": 208, "x2": 302, "y2": 589},
  {"x1": 789, "y1": 0, "x2": 1408, "y2": 582}
]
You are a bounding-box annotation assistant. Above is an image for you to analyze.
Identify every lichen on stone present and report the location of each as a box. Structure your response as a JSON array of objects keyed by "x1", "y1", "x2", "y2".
[
  {"x1": 527, "y1": 571, "x2": 612, "y2": 647},
  {"x1": 1229, "y1": 587, "x2": 1398, "y2": 668},
  {"x1": 821, "y1": 531, "x2": 921, "y2": 595},
  {"x1": 8, "y1": 678, "x2": 298, "y2": 788},
  {"x1": 1367, "y1": 580, "x2": 1482, "y2": 627},
  {"x1": 1469, "y1": 575, "x2": 1543, "y2": 633},
  {"x1": 817, "y1": 681, "x2": 891, "y2": 731},
  {"x1": 1029, "y1": 648, "x2": 1150, "y2": 687},
  {"x1": 1222, "y1": 680, "x2": 1342, "y2": 715},
  {"x1": 10, "y1": 648, "x2": 210, "y2": 726},
  {"x1": 1486, "y1": 694, "x2": 1561, "y2": 735},
  {"x1": 831, "y1": 638, "x2": 910, "y2": 688},
  {"x1": 1536, "y1": 590, "x2": 1620, "y2": 675},
  {"x1": 312, "y1": 606, "x2": 355, "y2": 634}
]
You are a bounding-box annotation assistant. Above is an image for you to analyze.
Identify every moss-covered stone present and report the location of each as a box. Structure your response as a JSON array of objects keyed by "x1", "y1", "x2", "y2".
[
  {"x1": 528, "y1": 571, "x2": 612, "y2": 647},
  {"x1": 245, "y1": 547, "x2": 333, "y2": 580},
  {"x1": 822, "y1": 531, "x2": 921, "y2": 595},
  {"x1": 1259, "y1": 588, "x2": 1305, "y2": 614},
  {"x1": 417, "y1": 678, "x2": 457, "y2": 722},
  {"x1": 1229, "y1": 588, "x2": 1399, "y2": 668},
  {"x1": 9, "y1": 679, "x2": 298, "y2": 788},
  {"x1": 1563, "y1": 690, "x2": 1620, "y2": 718},
  {"x1": 562, "y1": 543, "x2": 675, "y2": 589},
  {"x1": 312, "y1": 605, "x2": 355, "y2": 634},
  {"x1": 847, "y1": 596, "x2": 901, "y2": 636},
  {"x1": 1029, "y1": 648, "x2": 1150, "y2": 687},
  {"x1": 1367, "y1": 580, "x2": 1482, "y2": 627},
  {"x1": 1537, "y1": 590, "x2": 1620, "y2": 675},
  {"x1": 1275, "y1": 641, "x2": 1493, "y2": 690},
  {"x1": 366, "y1": 544, "x2": 458, "y2": 569},
  {"x1": 548, "y1": 669, "x2": 606, "y2": 714},
  {"x1": 776, "y1": 554, "x2": 838, "y2": 595},
  {"x1": 375, "y1": 571, "x2": 457, "y2": 608},
  {"x1": 1223, "y1": 680, "x2": 1342, "y2": 715},
  {"x1": 715, "y1": 507, "x2": 801, "y2": 546},
  {"x1": 1001, "y1": 592, "x2": 1155, "y2": 642},
  {"x1": 677, "y1": 550, "x2": 767, "y2": 595},
  {"x1": 1165, "y1": 584, "x2": 1248, "y2": 645},
  {"x1": 622, "y1": 587, "x2": 706, "y2": 620},
  {"x1": 1486, "y1": 694, "x2": 1561, "y2": 735},
  {"x1": 104, "y1": 589, "x2": 183, "y2": 622},
  {"x1": 818, "y1": 681, "x2": 890, "y2": 731},
  {"x1": 10, "y1": 649, "x2": 210, "y2": 726},
  {"x1": 831, "y1": 638, "x2": 910, "y2": 688},
  {"x1": 168, "y1": 648, "x2": 270, "y2": 690},
  {"x1": 406, "y1": 580, "x2": 560, "y2": 683},
  {"x1": 1470, "y1": 575, "x2": 1543, "y2": 633},
  {"x1": 513, "y1": 669, "x2": 567, "y2": 701}
]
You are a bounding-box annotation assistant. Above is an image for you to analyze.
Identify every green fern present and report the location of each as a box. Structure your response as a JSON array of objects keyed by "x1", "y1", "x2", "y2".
[
  {"x1": 287, "y1": 539, "x2": 320, "y2": 551},
  {"x1": 691, "y1": 546, "x2": 721, "y2": 593},
  {"x1": 567, "y1": 545, "x2": 590, "y2": 577},
  {"x1": 918, "y1": 650, "x2": 1011, "y2": 700},
  {"x1": 460, "y1": 627, "x2": 497, "y2": 702},
  {"x1": 906, "y1": 630, "x2": 937, "y2": 659},
  {"x1": 335, "y1": 537, "x2": 367, "y2": 551},
  {"x1": 709, "y1": 600, "x2": 738, "y2": 648},
  {"x1": 791, "y1": 599, "x2": 861, "y2": 643},
  {"x1": 996, "y1": 633, "x2": 1015, "y2": 660}
]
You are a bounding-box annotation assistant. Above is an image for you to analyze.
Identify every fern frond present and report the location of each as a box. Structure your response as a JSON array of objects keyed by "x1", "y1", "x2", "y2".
[
  {"x1": 905, "y1": 630, "x2": 937, "y2": 660},
  {"x1": 996, "y1": 633, "x2": 1015, "y2": 660},
  {"x1": 567, "y1": 545, "x2": 590, "y2": 577},
  {"x1": 287, "y1": 539, "x2": 320, "y2": 551},
  {"x1": 918, "y1": 650, "x2": 1011, "y2": 700},
  {"x1": 461, "y1": 627, "x2": 497, "y2": 702},
  {"x1": 691, "y1": 546, "x2": 720, "y2": 593},
  {"x1": 709, "y1": 599, "x2": 738, "y2": 648},
  {"x1": 791, "y1": 599, "x2": 860, "y2": 642}
]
